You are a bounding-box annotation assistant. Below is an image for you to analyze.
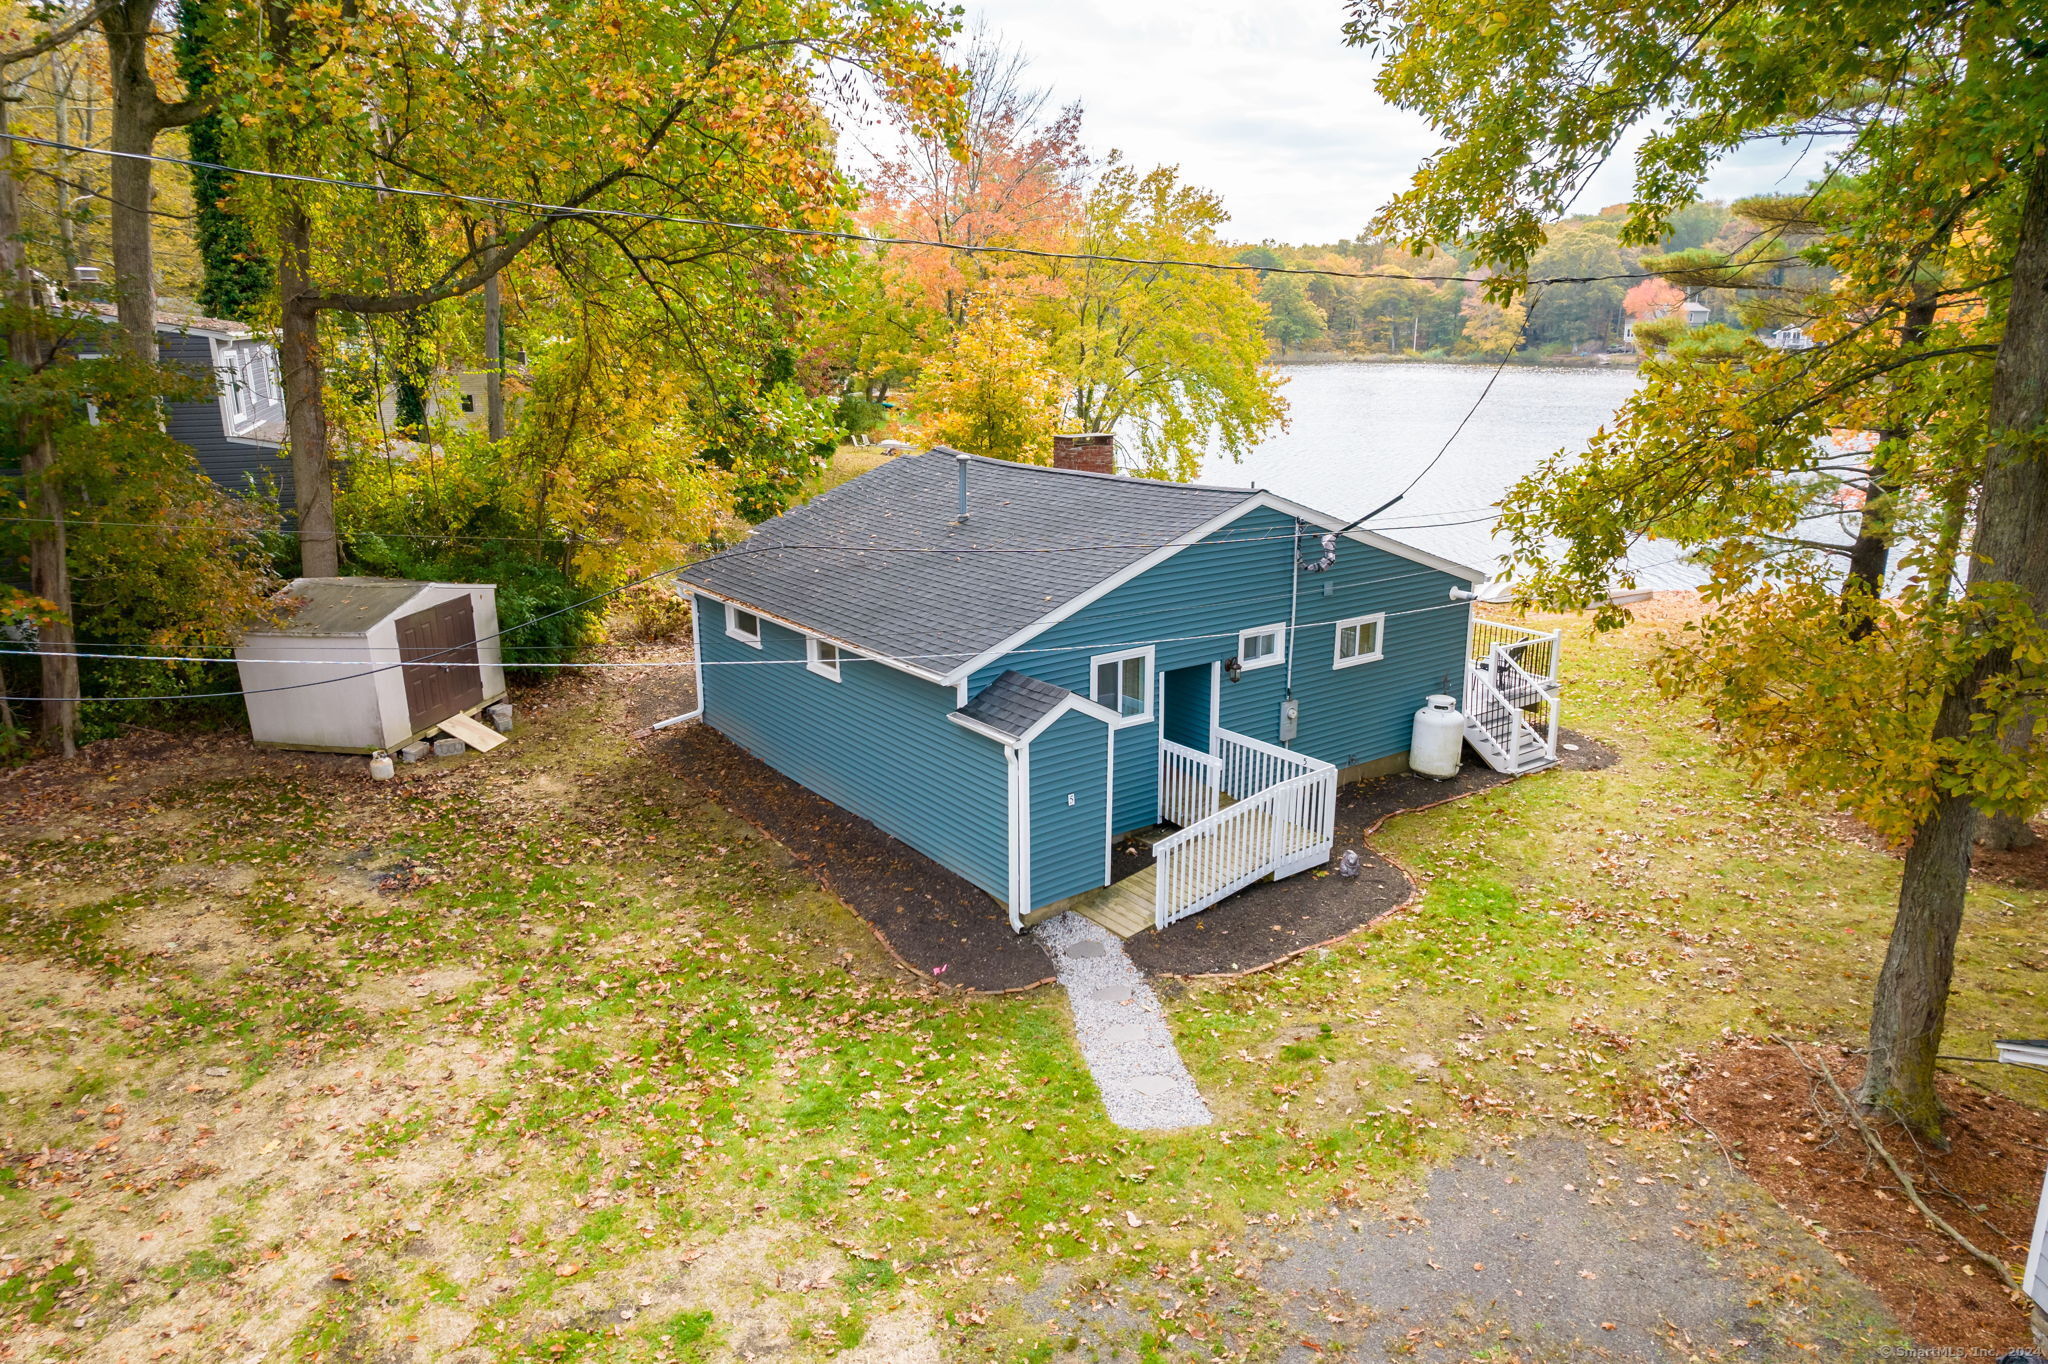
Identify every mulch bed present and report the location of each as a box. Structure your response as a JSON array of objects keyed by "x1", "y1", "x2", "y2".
[
  {"x1": 1689, "y1": 1037, "x2": 2045, "y2": 1353},
  {"x1": 659, "y1": 720, "x2": 1620, "y2": 993},
  {"x1": 1972, "y1": 820, "x2": 2048, "y2": 892},
  {"x1": 655, "y1": 724, "x2": 1054, "y2": 993}
]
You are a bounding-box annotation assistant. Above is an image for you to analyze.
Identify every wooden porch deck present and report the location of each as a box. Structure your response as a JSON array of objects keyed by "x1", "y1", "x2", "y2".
[{"x1": 1026, "y1": 865, "x2": 1158, "y2": 939}]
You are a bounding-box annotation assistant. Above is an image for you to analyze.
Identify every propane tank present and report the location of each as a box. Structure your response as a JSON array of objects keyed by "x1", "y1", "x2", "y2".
[
  {"x1": 368, "y1": 751, "x2": 395, "y2": 781},
  {"x1": 1409, "y1": 694, "x2": 1464, "y2": 779}
]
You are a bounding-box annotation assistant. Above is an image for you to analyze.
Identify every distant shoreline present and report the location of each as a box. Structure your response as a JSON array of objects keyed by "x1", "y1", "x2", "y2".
[{"x1": 1270, "y1": 350, "x2": 1639, "y2": 369}]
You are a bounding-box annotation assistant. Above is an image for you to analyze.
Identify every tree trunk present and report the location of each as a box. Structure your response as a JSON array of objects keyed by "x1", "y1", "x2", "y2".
[
  {"x1": 1841, "y1": 286, "x2": 1940, "y2": 638},
  {"x1": 0, "y1": 93, "x2": 79, "y2": 755},
  {"x1": 101, "y1": 0, "x2": 161, "y2": 360},
  {"x1": 484, "y1": 272, "x2": 506, "y2": 441},
  {"x1": 21, "y1": 425, "x2": 78, "y2": 756},
  {"x1": 1858, "y1": 153, "x2": 2048, "y2": 1141},
  {"x1": 1979, "y1": 809, "x2": 2040, "y2": 851},
  {"x1": 277, "y1": 209, "x2": 338, "y2": 575}
]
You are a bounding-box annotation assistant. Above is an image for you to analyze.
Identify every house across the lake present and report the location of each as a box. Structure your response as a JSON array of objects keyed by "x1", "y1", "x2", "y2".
[{"x1": 675, "y1": 442, "x2": 1561, "y2": 933}]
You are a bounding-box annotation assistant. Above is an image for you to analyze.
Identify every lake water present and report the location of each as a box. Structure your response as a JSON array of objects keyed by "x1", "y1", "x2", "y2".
[{"x1": 1196, "y1": 361, "x2": 1700, "y2": 590}]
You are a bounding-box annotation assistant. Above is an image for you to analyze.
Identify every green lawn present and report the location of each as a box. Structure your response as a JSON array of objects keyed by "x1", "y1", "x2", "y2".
[{"x1": 0, "y1": 610, "x2": 2038, "y2": 1361}]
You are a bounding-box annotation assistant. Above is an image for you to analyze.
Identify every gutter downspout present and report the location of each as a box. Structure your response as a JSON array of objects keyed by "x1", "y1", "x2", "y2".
[
  {"x1": 648, "y1": 586, "x2": 707, "y2": 730},
  {"x1": 1283, "y1": 518, "x2": 1301, "y2": 745}
]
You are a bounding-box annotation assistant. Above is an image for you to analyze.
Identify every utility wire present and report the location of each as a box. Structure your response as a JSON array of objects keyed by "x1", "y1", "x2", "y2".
[
  {"x1": 0, "y1": 596, "x2": 1501, "y2": 703},
  {"x1": 0, "y1": 134, "x2": 1796, "y2": 291}
]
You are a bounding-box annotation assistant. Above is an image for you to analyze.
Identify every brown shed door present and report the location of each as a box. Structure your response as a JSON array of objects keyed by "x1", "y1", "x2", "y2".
[{"x1": 396, "y1": 595, "x2": 484, "y2": 730}]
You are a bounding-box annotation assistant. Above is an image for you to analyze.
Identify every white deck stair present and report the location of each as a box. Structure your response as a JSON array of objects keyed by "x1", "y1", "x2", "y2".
[{"x1": 1463, "y1": 618, "x2": 1563, "y2": 775}]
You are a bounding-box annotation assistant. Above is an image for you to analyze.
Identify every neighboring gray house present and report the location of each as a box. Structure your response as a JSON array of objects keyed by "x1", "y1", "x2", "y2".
[
  {"x1": 153, "y1": 312, "x2": 292, "y2": 508},
  {"x1": 79, "y1": 307, "x2": 292, "y2": 508}
]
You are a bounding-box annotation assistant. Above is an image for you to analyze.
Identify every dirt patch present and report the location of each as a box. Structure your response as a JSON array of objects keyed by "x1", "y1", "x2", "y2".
[
  {"x1": 656, "y1": 724, "x2": 1053, "y2": 993},
  {"x1": 349, "y1": 965, "x2": 484, "y2": 1014},
  {"x1": 1124, "y1": 731, "x2": 1618, "y2": 978},
  {"x1": 1689, "y1": 1037, "x2": 2044, "y2": 1352},
  {"x1": 120, "y1": 902, "x2": 266, "y2": 976}
]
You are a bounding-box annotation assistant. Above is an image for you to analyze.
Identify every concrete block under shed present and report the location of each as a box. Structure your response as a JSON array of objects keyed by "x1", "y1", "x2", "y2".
[
  {"x1": 487, "y1": 703, "x2": 514, "y2": 733},
  {"x1": 432, "y1": 737, "x2": 466, "y2": 758},
  {"x1": 398, "y1": 741, "x2": 432, "y2": 763}
]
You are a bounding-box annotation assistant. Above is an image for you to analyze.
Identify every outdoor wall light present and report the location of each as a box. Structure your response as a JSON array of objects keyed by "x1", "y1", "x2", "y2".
[{"x1": 1225, "y1": 657, "x2": 1243, "y2": 684}]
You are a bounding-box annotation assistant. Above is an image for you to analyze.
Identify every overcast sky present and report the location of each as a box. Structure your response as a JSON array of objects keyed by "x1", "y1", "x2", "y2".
[{"x1": 965, "y1": 0, "x2": 1826, "y2": 244}]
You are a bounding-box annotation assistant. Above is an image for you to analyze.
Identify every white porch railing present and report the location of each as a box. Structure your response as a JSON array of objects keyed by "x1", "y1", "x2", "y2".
[
  {"x1": 1159, "y1": 739, "x2": 1222, "y2": 827},
  {"x1": 1153, "y1": 728, "x2": 1336, "y2": 930},
  {"x1": 1469, "y1": 617, "x2": 1560, "y2": 687},
  {"x1": 1217, "y1": 727, "x2": 1323, "y2": 799},
  {"x1": 1464, "y1": 617, "x2": 1561, "y2": 773}
]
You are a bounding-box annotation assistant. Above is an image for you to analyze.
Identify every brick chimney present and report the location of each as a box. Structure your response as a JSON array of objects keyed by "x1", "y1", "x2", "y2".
[{"x1": 1051, "y1": 432, "x2": 1115, "y2": 475}]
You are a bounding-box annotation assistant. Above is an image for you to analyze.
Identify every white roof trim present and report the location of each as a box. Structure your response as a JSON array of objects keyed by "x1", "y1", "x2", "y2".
[
  {"x1": 681, "y1": 582, "x2": 951, "y2": 685},
  {"x1": 946, "y1": 711, "x2": 1020, "y2": 745},
  {"x1": 945, "y1": 689, "x2": 1118, "y2": 749},
  {"x1": 1017, "y1": 693, "x2": 1118, "y2": 745},
  {"x1": 937, "y1": 490, "x2": 1483, "y2": 686}
]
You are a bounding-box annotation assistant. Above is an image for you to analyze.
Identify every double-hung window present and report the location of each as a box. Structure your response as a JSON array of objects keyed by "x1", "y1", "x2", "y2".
[
  {"x1": 1332, "y1": 613, "x2": 1385, "y2": 669},
  {"x1": 1237, "y1": 623, "x2": 1287, "y2": 671},
  {"x1": 1090, "y1": 647, "x2": 1153, "y2": 724},
  {"x1": 806, "y1": 636, "x2": 842, "y2": 681},
  {"x1": 724, "y1": 603, "x2": 762, "y2": 647}
]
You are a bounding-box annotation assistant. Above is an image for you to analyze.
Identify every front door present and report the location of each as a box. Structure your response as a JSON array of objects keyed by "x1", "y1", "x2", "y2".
[{"x1": 1160, "y1": 663, "x2": 1214, "y2": 752}]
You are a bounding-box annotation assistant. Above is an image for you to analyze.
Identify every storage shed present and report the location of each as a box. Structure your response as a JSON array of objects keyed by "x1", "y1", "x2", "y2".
[{"x1": 236, "y1": 578, "x2": 505, "y2": 753}]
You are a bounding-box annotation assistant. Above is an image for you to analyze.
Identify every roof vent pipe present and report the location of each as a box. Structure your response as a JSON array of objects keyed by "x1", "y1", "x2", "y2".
[{"x1": 955, "y1": 448, "x2": 970, "y2": 522}]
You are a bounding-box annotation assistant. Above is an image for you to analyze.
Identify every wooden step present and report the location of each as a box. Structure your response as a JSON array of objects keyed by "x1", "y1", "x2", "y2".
[{"x1": 1049, "y1": 865, "x2": 1157, "y2": 938}]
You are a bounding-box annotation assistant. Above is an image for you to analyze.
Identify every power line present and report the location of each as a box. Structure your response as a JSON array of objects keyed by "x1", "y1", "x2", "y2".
[
  {"x1": 0, "y1": 596, "x2": 1491, "y2": 703},
  {"x1": 0, "y1": 134, "x2": 1795, "y2": 291}
]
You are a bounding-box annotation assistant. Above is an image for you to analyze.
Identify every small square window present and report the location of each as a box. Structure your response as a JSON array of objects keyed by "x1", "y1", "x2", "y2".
[
  {"x1": 460, "y1": 392, "x2": 475, "y2": 412},
  {"x1": 1089, "y1": 648, "x2": 1152, "y2": 724},
  {"x1": 806, "y1": 636, "x2": 842, "y2": 681},
  {"x1": 1237, "y1": 624, "x2": 1286, "y2": 671},
  {"x1": 1332, "y1": 613, "x2": 1385, "y2": 669},
  {"x1": 724, "y1": 603, "x2": 762, "y2": 647}
]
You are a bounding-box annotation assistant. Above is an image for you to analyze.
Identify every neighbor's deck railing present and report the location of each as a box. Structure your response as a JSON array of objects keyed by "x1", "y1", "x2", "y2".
[{"x1": 1154, "y1": 728, "x2": 1336, "y2": 930}]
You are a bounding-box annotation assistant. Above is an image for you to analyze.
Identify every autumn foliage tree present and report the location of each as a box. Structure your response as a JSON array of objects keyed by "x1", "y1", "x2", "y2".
[{"x1": 1349, "y1": 0, "x2": 2048, "y2": 1140}]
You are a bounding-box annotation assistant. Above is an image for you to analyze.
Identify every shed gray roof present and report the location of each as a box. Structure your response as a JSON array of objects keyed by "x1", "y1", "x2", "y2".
[
  {"x1": 254, "y1": 578, "x2": 493, "y2": 637},
  {"x1": 677, "y1": 452, "x2": 1257, "y2": 675},
  {"x1": 955, "y1": 670, "x2": 1083, "y2": 739}
]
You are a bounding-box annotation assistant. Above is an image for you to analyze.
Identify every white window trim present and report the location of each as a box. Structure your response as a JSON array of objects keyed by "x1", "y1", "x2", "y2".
[
  {"x1": 1089, "y1": 645, "x2": 1155, "y2": 728},
  {"x1": 1331, "y1": 612, "x2": 1386, "y2": 670},
  {"x1": 805, "y1": 635, "x2": 843, "y2": 681},
  {"x1": 724, "y1": 602, "x2": 763, "y2": 648},
  {"x1": 1236, "y1": 623, "x2": 1288, "y2": 672}
]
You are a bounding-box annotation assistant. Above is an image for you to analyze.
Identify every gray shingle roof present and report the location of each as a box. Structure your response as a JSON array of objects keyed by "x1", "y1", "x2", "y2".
[
  {"x1": 677, "y1": 451, "x2": 1257, "y2": 675},
  {"x1": 955, "y1": 670, "x2": 1082, "y2": 739}
]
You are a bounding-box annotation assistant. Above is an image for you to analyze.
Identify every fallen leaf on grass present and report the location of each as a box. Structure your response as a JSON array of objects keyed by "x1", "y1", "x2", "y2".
[{"x1": 553, "y1": 1262, "x2": 580, "y2": 1277}]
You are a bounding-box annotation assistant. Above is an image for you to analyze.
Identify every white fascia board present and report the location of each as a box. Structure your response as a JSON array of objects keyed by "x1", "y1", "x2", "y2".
[
  {"x1": 1013, "y1": 693, "x2": 1118, "y2": 747},
  {"x1": 946, "y1": 711, "x2": 1021, "y2": 746},
  {"x1": 948, "y1": 692, "x2": 1118, "y2": 748},
  {"x1": 677, "y1": 581, "x2": 949, "y2": 685},
  {"x1": 938, "y1": 494, "x2": 1263, "y2": 687},
  {"x1": 1255, "y1": 492, "x2": 1490, "y2": 583}
]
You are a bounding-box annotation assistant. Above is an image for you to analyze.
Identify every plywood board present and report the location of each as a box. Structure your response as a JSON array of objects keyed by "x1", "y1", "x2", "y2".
[{"x1": 437, "y1": 709, "x2": 506, "y2": 752}]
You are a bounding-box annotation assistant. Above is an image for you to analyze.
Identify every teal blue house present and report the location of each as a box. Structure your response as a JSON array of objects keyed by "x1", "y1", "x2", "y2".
[{"x1": 677, "y1": 449, "x2": 1548, "y2": 933}]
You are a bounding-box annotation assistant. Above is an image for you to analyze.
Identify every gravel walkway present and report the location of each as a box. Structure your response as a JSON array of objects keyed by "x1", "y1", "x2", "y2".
[{"x1": 1032, "y1": 912, "x2": 1212, "y2": 1130}]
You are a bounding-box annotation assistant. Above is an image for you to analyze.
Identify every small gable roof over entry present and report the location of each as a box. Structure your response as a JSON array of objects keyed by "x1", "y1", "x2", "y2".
[
  {"x1": 954, "y1": 670, "x2": 1086, "y2": 741},
  {"x1": 679, "y1": 452, "x2": 1256, "y2": 677}
]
